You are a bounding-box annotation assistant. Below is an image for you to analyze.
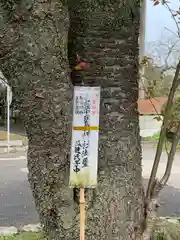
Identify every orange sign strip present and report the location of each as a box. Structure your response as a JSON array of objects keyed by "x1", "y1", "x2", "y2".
[{"x1": 73, "y1": 126, "x2": 99, "y2": 131}]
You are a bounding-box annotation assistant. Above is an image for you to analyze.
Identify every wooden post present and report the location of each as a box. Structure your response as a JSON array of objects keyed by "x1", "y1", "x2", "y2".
[
  {"x1": 69, "y1": 86, "x2": 101, "y2": 240},
  {"x1": 79, "y1": 188, "x2": 85, "y2": 240}
]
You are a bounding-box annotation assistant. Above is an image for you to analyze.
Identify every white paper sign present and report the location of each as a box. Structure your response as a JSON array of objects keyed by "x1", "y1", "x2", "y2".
[{"x1": 69, "y1": 86, "x2": 100, "y2": 188}]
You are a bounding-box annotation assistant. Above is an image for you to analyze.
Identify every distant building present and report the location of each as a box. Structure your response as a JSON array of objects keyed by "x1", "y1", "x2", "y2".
[{"x1": 138, "y1": 97, "x2": 168, "y2": 137}]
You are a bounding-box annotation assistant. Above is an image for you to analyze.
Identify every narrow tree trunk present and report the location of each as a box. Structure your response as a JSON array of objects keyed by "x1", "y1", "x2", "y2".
[
  {"x1": 0, "y1": 0, "x2": 145, "y2": 239},
  {"x1": 68, "y1": 0, "x2": 144, "y2": 239}
]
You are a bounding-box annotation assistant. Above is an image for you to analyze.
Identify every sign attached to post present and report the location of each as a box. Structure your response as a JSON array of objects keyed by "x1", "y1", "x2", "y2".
[{"x1": 69, "y1": 86, "x2": 100, "y2": 188}]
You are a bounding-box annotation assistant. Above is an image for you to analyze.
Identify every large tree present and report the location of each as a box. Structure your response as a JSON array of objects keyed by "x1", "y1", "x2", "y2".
[{"x1": 0, "y1": 0, "x2": 144, "y2": 239}]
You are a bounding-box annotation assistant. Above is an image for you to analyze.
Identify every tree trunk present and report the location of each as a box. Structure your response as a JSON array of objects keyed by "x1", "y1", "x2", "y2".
[
  {"x1": 0, "y1": 1, "x2": 76, "y2": 239},
  {"x1": 68, "y1": 0, "x2": 144, "y2": 239},
  {"x1": 0, "y1": 0, "x2": 145, "y2": 239}
]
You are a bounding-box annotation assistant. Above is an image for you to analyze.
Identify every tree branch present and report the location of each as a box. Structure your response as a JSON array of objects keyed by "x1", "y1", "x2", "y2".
[
  {"x1": 146, "y1": 59, "x2": 180, "y2": 199},
  {"x1": 164, "y1": 26, "x2": 179, "y2": 38},
  {"x1": 139, "y1": 62, "x2": 165, "y2": 117},
  {"x1": 140, "y1": 77, "x2": 163, "y2": 118},
  {"x1": 164, "y1": 2, "x2": 180, "y2": 38},
  {"x1": 155, "y1": 39, "x2": 180, "y2": 72},
  {"x1": 142, "y1": 125, "x2": 180, "y2": 240},
  {"x1": 162, "y1": 39, "x2": 180, "y2": 72},
  {"x1": 142, "y1": 198, "x2": 159, "y2": 240},
  {"x1": 158, "y1": 123, "x2": 180, "y2": 190},
  {"x1": 142, "y1": 2, "x2": 180, "y2": 239}
]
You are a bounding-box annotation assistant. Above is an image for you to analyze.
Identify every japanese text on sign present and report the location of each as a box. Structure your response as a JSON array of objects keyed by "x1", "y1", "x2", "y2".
[{"x1": 69, "y1": 86, "x2": 100, "y2": 188}]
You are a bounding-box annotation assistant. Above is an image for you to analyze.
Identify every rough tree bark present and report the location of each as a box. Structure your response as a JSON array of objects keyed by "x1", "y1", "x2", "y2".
[
  {"x1": 68, "y1": 0, "x2": 144, "y2": 238},
  {"x1": 0, "y1": 1, "x2": 75, "y2": 239},
  {"x1": 0, "y1": 0, "x2": 144, "y2": 239}
]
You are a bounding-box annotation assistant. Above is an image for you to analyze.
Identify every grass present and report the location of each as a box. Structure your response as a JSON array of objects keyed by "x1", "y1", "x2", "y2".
[
  {"x1": 0, "y1": 232, "x2": 170, "y2": 240},
  {"x1": 0, "y1": 131, "x2": 28, "y2": 146},
  {"x1": 0, "y1": 227, "x2": 179, "y2": 240},
  {"x1": 152, "y1": 232, "x2": 168, "y2": 239},
  {"x1": 142, "y1": 132, "x2": 180, "y2": 151},
  {"x1": 152, "y1": 218, "x2": 180, "y2": 239},
  {"x1": 162, "y1": 141, "x2": 180, "y2": 152},
  {"x1": 0, "y1": 231, "x2": 177, "y2": 240},
  {"x1": 142, "y1": 132, "x2": 160, "y2": 141},
  {"x1": 0, "y1": 232, "x2": 44, "y2": 240}
]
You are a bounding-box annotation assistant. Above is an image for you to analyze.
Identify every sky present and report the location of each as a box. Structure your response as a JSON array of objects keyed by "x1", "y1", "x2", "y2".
[{"x1": 146, "y1": 0, "x2": 179, "y2": 43}]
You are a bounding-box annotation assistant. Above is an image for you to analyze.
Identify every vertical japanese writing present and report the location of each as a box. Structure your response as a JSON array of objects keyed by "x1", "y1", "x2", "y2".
[
  {"x1": 70, "y1": 87, "x2": 100, "y2": 187},
  {"x1": 73, "y1": 94, "x2": 91, "y2": 172},
  {"x1": 82, "y1": 97, "x2": 90, "y2": 168},
  {"x1": 75, "y1": 96, "x2": 85, "y2": 115},
  {"x1": 73, "y1": 140, "x2": 82, "y2": 173},
  {"x1": 92, "y1": 94, "x2": 98, "y2": 116},
  {"x1": 81, "y1": 140, "x2": 89, "y2": 168}
]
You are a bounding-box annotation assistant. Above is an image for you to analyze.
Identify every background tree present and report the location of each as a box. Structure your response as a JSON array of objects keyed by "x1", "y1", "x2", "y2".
[
  {"x1": 144, "y1": 37, "x2": 180, "y2": 98},
  {"x1": 144, "y1": 61, "x2": 172, "y2": 97},
  {"x1": 147, "y1": 37, "x2": 180, "y2": 71},
  {"x1": 161, "y1": 96, "x2": 180, "y2": 142},
  {"x1": 143, "y1": 1, "x2": 180, "y2": 239}
]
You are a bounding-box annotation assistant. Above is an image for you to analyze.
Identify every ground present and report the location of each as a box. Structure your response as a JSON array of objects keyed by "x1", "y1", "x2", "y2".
[
  {"x1": 0, "y1": 124, "x2": 28, "y2": 146},
  {"x1": 0, "y1": 143, "x2": 180, "y2": 227},
  {"x1": 0, "y1": 232, "x2": 43, "y2": 240}
]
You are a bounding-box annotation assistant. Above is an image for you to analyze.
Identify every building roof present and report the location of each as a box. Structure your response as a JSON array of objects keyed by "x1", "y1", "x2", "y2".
[{"x1": 138, "y1": 97, "x2": 168, "y2": 115}]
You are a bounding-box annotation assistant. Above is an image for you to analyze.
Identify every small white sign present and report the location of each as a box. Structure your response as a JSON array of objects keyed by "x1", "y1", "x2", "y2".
[{"x1": 69, "y1": 86, "x2": 100, "y2": 188}]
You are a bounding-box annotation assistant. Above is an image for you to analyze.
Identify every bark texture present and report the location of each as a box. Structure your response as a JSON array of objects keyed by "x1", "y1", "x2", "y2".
[
  {"x1": 0, "y1": 0, "x2": 144, "y2": 239},
  {"x1": 0, "y1": 1, "x2": 75, "y2": 239},
  {"x1": 68, "y1": 0, "x2": 144, "y2": 239}
]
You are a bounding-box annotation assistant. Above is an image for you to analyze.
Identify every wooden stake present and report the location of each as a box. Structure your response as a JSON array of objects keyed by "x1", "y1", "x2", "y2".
[{"x1": 80, "y1": 188, "x2": 85, "y2": 240}]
